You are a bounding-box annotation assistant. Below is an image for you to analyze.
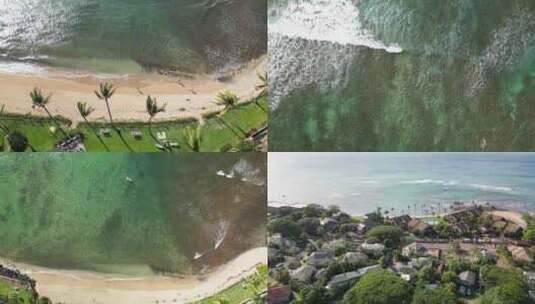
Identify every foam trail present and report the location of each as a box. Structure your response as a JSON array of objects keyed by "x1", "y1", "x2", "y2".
[
  {"x1": 214, "y1": 221, "x2": 230, "y2": 250},
  {"x1": 468, "y1": 184, "x2": 513, "y2": 193}
]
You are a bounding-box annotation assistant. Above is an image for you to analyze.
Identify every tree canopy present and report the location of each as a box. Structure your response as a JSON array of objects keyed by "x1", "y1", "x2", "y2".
[
  {"x1": 480, "y1": 266, "x2": 529, "y2": 304},
  {"x1": 343, "y1": 270, "x2": 411, "y2": 304},
  {"x1": 365, "y1": 225, "x2": 404, "y2": 248},
  {"x1": 411, "y1": 287, "x2": 456, "y2": 304},
  {"x1": 269, "y1": 218, "x2": 301, "y2": 239}
]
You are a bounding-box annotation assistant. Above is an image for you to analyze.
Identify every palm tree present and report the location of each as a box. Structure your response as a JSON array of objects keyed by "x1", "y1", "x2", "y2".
[
  {"x1": 215, "y1": 90, "x2": 240, "y2": 112},
  {"x1": 254, "y1": 72, "x2": 267, "y2": 112},
  {"x1": 6, "y1": 131, "x2": 30, "y2": 152},
  {"x1": 0, "y1": 105, "x2": 10, "y2": 135},
  {"x1": 145, "y1": 95, "x2": 166, "y2": 141},
  {"x1": 30, "y1": 88, "x2": 68, "y2": 137},
  {"x1": 0, "y1": 105, "x2": 37, "y2": 152},
  {"x1": 183, "y1": 125, "x2": 202, "y2": 152},
  {"x1": 242, "y1": 265, "x2": 267, "y2": 304},
  {"x1": 256, "y1": 72, "x2": 267, "y2": 97},
  {"x1": 77, "y1": 101, "x2": 109, "y2": 151},
  {"x1": 214, "y1": 91, "x2": 246, "y2": 138},
  {"x1": 94, "y1": 83, "x2": 134, "y2": 151},
  {"x1": 94, "y1": 83, "x2": 117, "y2": 129}
]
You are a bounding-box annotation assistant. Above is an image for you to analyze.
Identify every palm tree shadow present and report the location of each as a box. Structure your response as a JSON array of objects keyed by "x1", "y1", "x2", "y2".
[
  {"x1": 96, "y1": 135, "x2": 110, "y2": 151},
  {"x1": 115, "y1": 129, "x2": 133, "y2": 152}
]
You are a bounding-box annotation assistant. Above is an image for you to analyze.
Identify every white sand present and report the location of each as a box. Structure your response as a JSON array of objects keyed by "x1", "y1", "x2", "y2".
[
  {"x1": 0, "y1": 247, "x2": 267, "y2": 304},
  {"x1": 0, "y1": 57, "x2": 265, "y2": 124}
]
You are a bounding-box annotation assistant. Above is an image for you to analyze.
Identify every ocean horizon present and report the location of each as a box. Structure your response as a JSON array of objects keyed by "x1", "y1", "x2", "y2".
[{"x1": 268, "y1": 153, "x2": 535, "y2": 215}]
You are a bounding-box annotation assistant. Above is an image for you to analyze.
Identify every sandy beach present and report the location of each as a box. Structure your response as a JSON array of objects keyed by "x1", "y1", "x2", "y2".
[
  {"x1": 0, "y1": 57, "x2": 265, "y2": 124},
  {"x1": 0, "y1": 247, "x2": 267, "y2": 304}
]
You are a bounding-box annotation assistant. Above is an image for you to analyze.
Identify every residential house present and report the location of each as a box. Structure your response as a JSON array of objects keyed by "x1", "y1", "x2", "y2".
[
  {"x1": 290, "y1": 265, "x2": 316, "y2": 282},
  {"x1": 525, "y1": 272, "x2": 535, "y2": 301},
  {"x1": 402, "y1": 243, "x2": 428, "y2": 257},
  {"x1": 407, "y1": 218, "x2": 433, "y2": 236},
  {"x1": 268, "y1": 285, "x2": 292, "y2": 304},
  {"x1": 458, "y1": 271, "x2": 477, "y2": 296},
  {"x1": 284, "y1": 256, "x2": 301, "y2": 270},
  {"x1": 326, "y1": 265, "x2": 380, "y2": 289},
  {"x1": 507, "y1": 245, "x2": 534, "y2": 263},
  {"x1": 392, "y1": 262, "x2": 416, "y2": 275},
  {"x1": 504, "y1": 223, "x2": 523, "y2": 238},
  {"x1": 342, "y1": 252, "x2": 368, "y2": 265},
  {"x1": 306, "y1": 251, "x2": 334, "y2": 268},
  {"x1": 361, "y1": 243, "x2": 385, "y2": 257},
  {"x1": 320, "y1": 218, "x2": 339, "y2": 233}
]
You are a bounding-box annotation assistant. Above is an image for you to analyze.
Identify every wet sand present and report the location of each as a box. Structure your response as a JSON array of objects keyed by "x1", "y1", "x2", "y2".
[
  {"x1": 0, "y1": 57, "x2": 265, "y2": 124},
  {"x1": 0, "y1": 247, "x2": 267, "y2": 304}
]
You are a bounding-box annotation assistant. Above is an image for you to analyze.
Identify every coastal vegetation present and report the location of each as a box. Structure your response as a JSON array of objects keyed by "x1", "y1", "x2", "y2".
[
  {"x1": 0, "y1": 282, "x2": 41, "y2": 304},
  {"x1": 268, "y1": 203, "x2": 535, "y2": 304},
  {"x1": 0, "y1": 153, "x2": 267, "y2": 303},
  {"x1": 0, "y1": 88, "x2": 267, "y2": 152},
  {"x1": 195, "y1": 264, "x2": 268, "y2": 304},
  {"x1": 0, "y1": 264, "x2": 50, "y2": 304}
]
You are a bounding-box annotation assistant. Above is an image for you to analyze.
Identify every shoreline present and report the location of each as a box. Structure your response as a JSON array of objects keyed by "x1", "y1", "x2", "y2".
[
  {"x1": 268, "y1": 200, "x2": 534, "y2": 219},
  {"x1": 0, "y1": 247, "x2": 267, "y2": 304},
  {"x1": 0, "y1": 56, "x2": 266, "y2": 125}
]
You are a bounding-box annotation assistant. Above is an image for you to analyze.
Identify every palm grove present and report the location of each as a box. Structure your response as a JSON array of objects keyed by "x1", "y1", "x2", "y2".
[{"x1": 0, "y1": 72, "x2": 267, "y2": 152}]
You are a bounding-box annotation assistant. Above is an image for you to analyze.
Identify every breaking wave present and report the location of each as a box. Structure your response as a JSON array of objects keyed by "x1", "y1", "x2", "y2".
[
  {"x1": 268, "y1": 0, "x2": 402, "y2": 109},
  {"x1": 402, "y1": 179, "x2": 513, "y2": 194}
]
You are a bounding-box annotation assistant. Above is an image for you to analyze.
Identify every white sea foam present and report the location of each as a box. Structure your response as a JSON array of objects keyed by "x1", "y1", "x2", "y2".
[
  {"x1": 0, "y1": 61, "x2": 46, "y2": 75},
  {"x1": 268, "y1": 201, "x2": 307, "y2": 208},
  {"x1": 468, "y1": 184, "x2": 513, "y2": 193},
  {"x1": 402, "y1": 179, "x2": 513, "y2": 194},
  {"x1": 214, "y1": 220, "x2": 230, "y2": 250},
  {"x1": 269, "y1": 0, "x2": 402, "y2": 53},
  {"x1": 402, "y1": 179, "x2": 459, "y2": 186},
  {"x1": 268, "y1": 0, "x2": 402, "y2": 109}
]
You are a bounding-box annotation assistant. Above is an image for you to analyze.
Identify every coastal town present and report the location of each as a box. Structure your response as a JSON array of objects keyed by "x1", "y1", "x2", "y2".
[{"x1": 268, "y1": 202, "x2": 535, "y2": 304}]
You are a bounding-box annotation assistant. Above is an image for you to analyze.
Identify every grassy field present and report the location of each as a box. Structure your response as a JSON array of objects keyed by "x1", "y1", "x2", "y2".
[
  {"x1": 0, "y1": 97, "x2": 267, "y2": 152},
  {"x1": 0, "y1": 281, "x2": 36, "y2": 304},
  {"x1": 195, "y1": 265, "x2": 267, "y2": 304}
]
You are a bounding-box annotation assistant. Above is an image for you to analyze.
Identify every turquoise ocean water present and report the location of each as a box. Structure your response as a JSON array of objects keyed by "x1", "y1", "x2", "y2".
[
  {"x1": 269, "y1": 0, "x2": 535, "y2": 151},
  {"x1": 0, "y1": 0, "x2": 266, "y2": 75},
  {"x1": 269, "y1": 153, "x2": 535, "y2": 215},
  {"x1": 0, "y1": 153, "x2": 266, "y2": 275}
]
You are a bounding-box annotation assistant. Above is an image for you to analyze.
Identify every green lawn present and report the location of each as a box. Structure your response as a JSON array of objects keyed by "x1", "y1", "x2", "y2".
[
  {"x1": 0, "y1": 97, "x2": 267, "y2": 152},
  {"x1": 195, "y1": 265, "x2": 267, "y2": 304},
  {"x1": 0, "y1": 281, "x2": 34, "y2": 304}
]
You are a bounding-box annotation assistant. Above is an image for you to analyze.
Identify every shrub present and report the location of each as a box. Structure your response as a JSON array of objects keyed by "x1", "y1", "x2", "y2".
[{"x1": 269, "y1": 218, "x2": 301, "y2": 239}]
